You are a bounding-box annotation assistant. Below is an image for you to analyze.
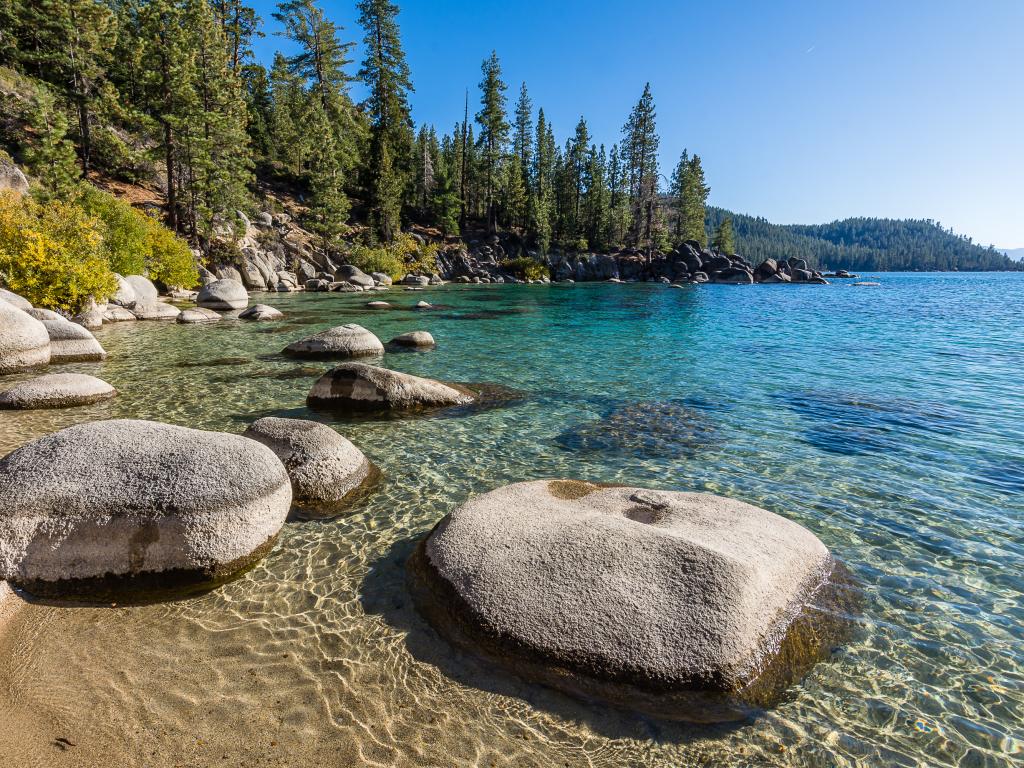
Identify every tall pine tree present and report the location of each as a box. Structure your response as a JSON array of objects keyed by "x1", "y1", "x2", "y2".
[{"x1": 475, "y1": 51, "x2": 508, "y2": 235}]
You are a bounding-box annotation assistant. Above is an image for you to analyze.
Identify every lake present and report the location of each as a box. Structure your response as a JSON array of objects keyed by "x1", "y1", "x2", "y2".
[{"x1": 1, "y1": 273, "x2": 1021, "y2": 767}]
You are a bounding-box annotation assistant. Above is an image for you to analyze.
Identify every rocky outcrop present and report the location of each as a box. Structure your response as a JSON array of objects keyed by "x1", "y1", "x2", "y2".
[
  {"x1": 0, "y1": 373, "x2": 116, "y2": 409},
  {"x1": 0, "y1": 158, "x2": 30, "y2": 196},
  {"x1": 243, "y1": 417, "x2": 377, "y2": 508},
  {"x1": 409, "y1": 480, "x2": 849, "y2": 722},
  {"x1": 0, "y1": 419, "x2": 291, "y2": 598},
  {"x1": 307, "y1": 362, "x2": 474, "y2": 411},
  {"x1": 388, "y1": 331, "x2": 435, "y2": 349},
  {"x1": 283, "y1": 324, "x2": 384, "y2": 359},
  {"x1": 28, "y1": 311, "x2": 106, "y2": 362},
  {"x1": 239, "y1": 304, "x2": 283, "y2": 321},
  {"x1": 0, "y1": 301, "x2": 51, "y2": 374},
  {"x1": 197, "y1": 278, "x2": 249, "y2": 310}
]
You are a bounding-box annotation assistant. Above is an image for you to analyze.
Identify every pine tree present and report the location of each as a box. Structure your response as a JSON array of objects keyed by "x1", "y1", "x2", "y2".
[
  {"x1": 621, "y1": 83, "x2": 659, "y2": 253},
  {"x1": 267, "y1": 52, "x2": 308, "y2": 173},
  {"x1": 670, "y1": 149, "x2": 689, "y2": 238},
  {"x1": 305, "y1": 102, "x2": 349, "y2": 248},
  {"x1": 209, "y1": 0, "x2": 263, "y2": 75},
  {"x1": 511, "y1": 82, "x2": 532, "y2": 230},
  {"x1": 712, "y1": 216, "x2": 734, "y2": 254},
  {"x1": 531, "y1": 107, "x2": 556, "y2": 253},
  {"x1": 607, "y1": 143, "x2": 631, "y2": 248},
  {"x1": 241, "y1": 62, "x2": 273, "y2": 158},
  {"x1": 15, "y1": 0, "x2": 116, "y2": 175},
  {"x1": 476, "y1": 51, "x2": 508, "y2": 235},
  {"x1": 356, "y1": 0, "x2": 413, "y2": 243},
  {"x1": 583, "y1": 144, "x2": 610, "y2": 252},
  {"x1": 681, "y1": 153, "x2": 710, "y2": 246},
  {"x1": 25, "y1": 85, "x2": 80, "y2": 199}
]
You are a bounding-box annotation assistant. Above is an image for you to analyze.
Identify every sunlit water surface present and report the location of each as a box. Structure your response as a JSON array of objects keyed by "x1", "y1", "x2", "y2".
[{"x1": 0, "y1": 274, "x2": 1021, "y2": 767}]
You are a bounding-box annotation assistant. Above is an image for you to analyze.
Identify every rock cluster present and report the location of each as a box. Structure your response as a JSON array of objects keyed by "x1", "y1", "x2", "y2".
[{"x1": 409, "y1": 480, "x2": 848, "y2": 722}]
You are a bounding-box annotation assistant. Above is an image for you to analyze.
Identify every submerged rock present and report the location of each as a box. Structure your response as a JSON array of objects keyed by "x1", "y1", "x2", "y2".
[
  {"x1": 243, "y1": 417, "x2": 377, "y2": 508},
  {"x1": 409, "y1": 480, "x2": 850, "y2": 722},
  {"x1": 365, "y1": 301, "x2": 391, "y2": 310},
  {"x1": 197, "y1": 279, "x2": 249, "y2": 311},
  {"x1": 0, "y1": 419, "x2": 291, "y2": 598},
  {"x1": 283, "y1": 324, "x2": 384, "y2": 359},
  {"x1": 0, "y1": 301, "x2": 51, "y2": 374},
  {"x1": 388, "y1": 331, "x2": 435, "y2": 348},
  {"x1": 557, "y1": 401, "x2": 719, "y2": 458},
  {"x1": 0, "y1": 373, "x2": 115, "y2": 409},
  {"x1": 239, "y1": 304, "x2": 283, "y2": 321},
  {"x1": 132, "y1": 301, "x2": 181, "y2": 321},
  {"x1": 307, "y1": 362, "x2": 473, "y2": 411},
  {"x1": 177, "y1": 307, "x2": 222, "y2": 324}
]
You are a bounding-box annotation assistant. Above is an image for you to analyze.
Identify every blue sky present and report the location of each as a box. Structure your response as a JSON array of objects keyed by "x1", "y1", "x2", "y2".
[{"x1": 250, "y1": 0, "x2": 1024, "y2": 247}]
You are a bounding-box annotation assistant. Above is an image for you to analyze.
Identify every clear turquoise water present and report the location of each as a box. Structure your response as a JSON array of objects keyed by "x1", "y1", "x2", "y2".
[{"x1": 1, "y1": 274, "x2": 1021, "y2": 767}]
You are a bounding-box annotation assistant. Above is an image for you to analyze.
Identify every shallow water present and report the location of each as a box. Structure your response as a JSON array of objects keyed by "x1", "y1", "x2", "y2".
[{"x1": 1, "y1": 274, "x2": 1022, "y2": 767}]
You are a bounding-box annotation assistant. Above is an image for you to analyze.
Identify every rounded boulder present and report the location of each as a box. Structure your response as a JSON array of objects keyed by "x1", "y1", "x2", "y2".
[
  {"x1": 243, "y1": 417, "x2": 377, "y2": 508},
  {"x1": 307, "y1": 362, "x2": 473, "y2": 411},
  {"x1": 197, "y1": 279, "x2": 249, "y2": 311},
  {"x1": 178, "y1": 307, "x2": 222, "y2": 324},
  {"x1": 0, "y1": 419, "x2": 291, "y2": 598},
  {"x1": 409, "y1": 480, "x2": 850, "y2": 722},
  {"x1": 30, "y1": 312, "x2": 106, "y2": 362},
  {"x1": 239, "y1": 304, "x2": 283, "y2": 321},
  {"x1": 389, "y1": 331, "x2": 436, "y2": 349},
  {"x1": 283, "y1": 324, "x2": 384, "y2": 359},
  {"x1": 0, "y1": 301, "x2": 51, "y2": 374},
  {"x1": 0, "y1": 373, "x2": 116, "y2": 409}
]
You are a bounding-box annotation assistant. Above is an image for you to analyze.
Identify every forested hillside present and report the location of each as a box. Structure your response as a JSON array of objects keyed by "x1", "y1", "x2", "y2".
[{"x1": 705, "y1": 208, "x2": 1021, "y2": 272}]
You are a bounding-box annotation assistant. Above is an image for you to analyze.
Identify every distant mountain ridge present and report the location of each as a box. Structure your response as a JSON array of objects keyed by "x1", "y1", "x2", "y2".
[
  {"x1": 705, "y1": 208, "x2": 1022, "y2": 272},
  {"x1": 999, "y1": 247, "x2": 1024, "y2": 262}
]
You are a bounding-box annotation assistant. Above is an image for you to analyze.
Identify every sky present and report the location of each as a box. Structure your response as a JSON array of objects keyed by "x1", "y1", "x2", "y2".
[{"x1": 250, "y1": 0, "x2": 1024, "y2": 247}]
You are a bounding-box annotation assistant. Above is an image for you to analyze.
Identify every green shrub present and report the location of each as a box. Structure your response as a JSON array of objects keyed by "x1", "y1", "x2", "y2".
[
  {"x1": 0, "y1": 190, "x2": 118, "y2": 311},
  {"x1": 346, "y1": 234, "x2": 441, "y2": 281},
  {"x1": 145, "y1": 216, "x2": 197, "y2": 288},
  {"x1": 500, "y1": 256, "x2": 548, "y2": 281},
  {"x1": 79, "y1": 186, "x2": 148, "y2": 275}
]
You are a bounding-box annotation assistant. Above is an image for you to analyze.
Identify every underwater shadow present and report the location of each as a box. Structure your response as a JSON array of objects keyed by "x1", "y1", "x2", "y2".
[{"x1": 358, "y1": 534, "x2": 752, "y2": 745}]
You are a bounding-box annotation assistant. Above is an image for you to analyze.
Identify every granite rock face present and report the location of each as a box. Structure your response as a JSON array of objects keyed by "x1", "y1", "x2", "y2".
[
  {"x1": 409, "y1": 480, "x2": 848, "y2": 721},
  {"x1": 283, "y1": 324, "x2": 384, "y2": 359},
  {"x1": 0, "y1": 301, "x2": 51, "y2": 374},
  {"x1": 307, "y1": 363, "x2": 473, "y2": 411},
  {"x1": 243, "y1": 417, "x2": 376, "y2": 507},
  {"x1": 0, "y1": 419, "x2": 292, "y2": 598},
  {"x1": 0, "y1": 373, "x2": 116, "y2": 409}
]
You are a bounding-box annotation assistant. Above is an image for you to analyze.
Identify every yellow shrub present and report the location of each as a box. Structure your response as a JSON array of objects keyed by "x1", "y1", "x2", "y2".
[
  {"x1": 144, "y1": 216, "x2": 198, "y2": 289},
  {"x1": 0, "y1": 191, "x2": 117, "y2": 311}
]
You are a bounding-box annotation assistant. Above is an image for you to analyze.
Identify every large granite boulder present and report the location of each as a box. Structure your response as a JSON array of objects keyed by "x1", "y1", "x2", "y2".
[
  {"x1": 0, "y1": 373, "x2": 116, "y2": 409},
  {"x1": 197, "y1": 278, "x2": 249, "y2": 310},
  {"x1": 0, "y1": 419, "x2": 291, "y2": 598},
  {"x1": 243, "y1": 417, "x2": 377, "y2": 508},
  {"x1": 334, "y1": 265, "x2": 375, "y2": 289},
  {"x1": 0, "y1": 289, "x2": 32, "y2": 310},
  {"x1": 124, "y1": 275, "x2": 159, "y2": 305},
  {"x1": 0, "y1": 160, "x2": 30, "y2": 196},
  {"x1": 409, "y1": 480, "x2": 848, "y2": 722},
  {"x1": 283, "y1": 324, "x2": 384, "y2": 359},
  {"x1": 239, "y1": 304, "x2": 283, "y2": 321},
  {"x1": 28, "y1": 311, "x2": 106, "y2": 362},
  {"x1": 110, "y1": 274, "x2": 138, "y2": 308},
  {"x1": 307, "y1": 362, "x2": 473, "y2": 411},
  {"x1": 0, "y1": 301, "x2": 50, "y2": 374}
]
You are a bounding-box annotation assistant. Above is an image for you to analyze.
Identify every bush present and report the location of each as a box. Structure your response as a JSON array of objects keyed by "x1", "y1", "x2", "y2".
[
  {"x1": 0, "y1": 190, "x2": 118, "y2": 311},
  {"x1": 79, "y1": 186, "x2": 148, "y2": 275},
  {"x1": 346, "y1": 234, "x2": 441, "y2": 281},
  {"x1": 500, "y1": 256, "x2": 548, "y2": 281},
  {"x1": 145, "y1": 217, "x2": 197, "y2": 288},
  {"x1": 79, "y1": 186, "x2": 199, "y2": 289}
]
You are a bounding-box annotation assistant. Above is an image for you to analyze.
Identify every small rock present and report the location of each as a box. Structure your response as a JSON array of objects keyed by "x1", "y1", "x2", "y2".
[
  {"x1": 389, "y1": 331, "x2": 435, "y2": 348},
  {"x1": 177, "y1": 307, "x2": 222, "y2": 324},
  {"x1": 239, "y1": 304, "x2": 283, "y2": 321}
]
